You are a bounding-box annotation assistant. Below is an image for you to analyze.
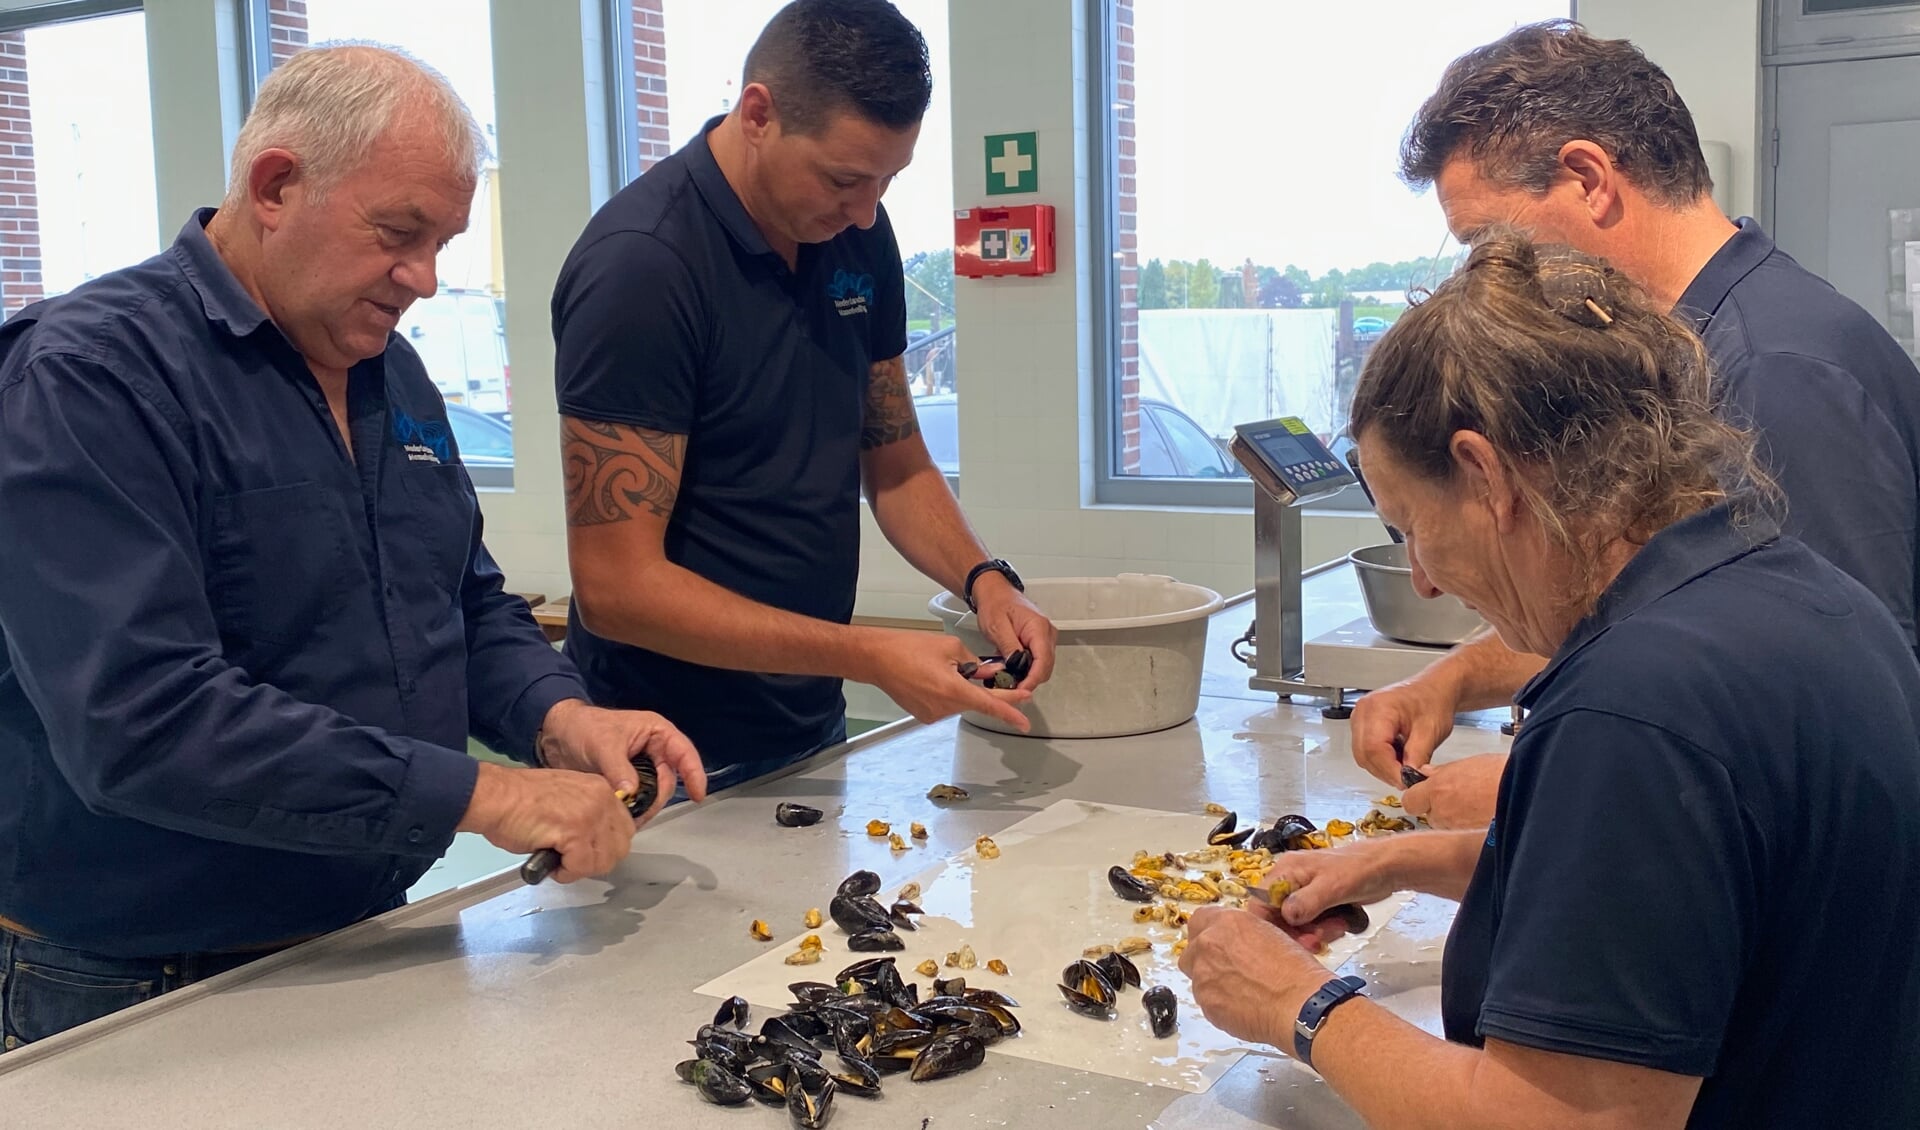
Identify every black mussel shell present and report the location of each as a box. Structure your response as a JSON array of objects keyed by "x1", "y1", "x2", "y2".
[
  {"x1": 776, "y1": 803, "x2": 825, "y2": 828},
  {"x1": 675, "y1": 1058, "x2": 702, "y2": 1084},
  {"x1": 787, "y1": 1055, "x2": 832, "y2": 1092},
  {"x1": 831, "y1": 1054, "x2": 883, "y2": 1096},
  {"x1": 1207, "y1": 810, "x2": 1238, "y2": 838},
  {"x1": 691, "y1": 1025, "x2": 756, "y2": 1072},
  {"x1": 1096, "y1": 951, "x2": 1141, "y2": 990},
  {"x1": 909, "y1": 1031, "x2": 987, "y2": 1083},
  {"x1": 791, "y1": 982, "x2": 843, "y2": 1006},
  {"x1": 1210, "y1": 827, "x2": 1254, "y2": 848},
  {"x1": 1142, "y1": 985, "x2": 1177, "y2": 1038},
  {"x1": 786, "y1": 1075, "x2": 835, "y2": 1128},
  {"x1": 744, "y1": 1061, "x2": 790, "y2": 1105},
  {"x1": 871, "y1": 1026, "x2": 935, "y2": 1055},
  {"x1": 961, "y1": 987, "x2": 1019, "y2": 1009},
  {"x1": 1060, "y1": 961, "x2": 1118, "y2": 1005},
  {"x1": 933, "y1": 976, "x2": 967, "y2": 998},
  {"x1": 973, "y1": 1001, "x2": 1022, "y2": 1037},
  {"x1": 836, "y1": 870, "x2": 882, "y2": 899},
  {"x1": 1275, "y1": 813, "x2": 1317, "y2": 838},
  {"x1": 1247, "y1": 828, "x2": 1284, "y2": 853},
  {"x1": 913, "y1": 1000, "x2": 994, "y2": 1029},
  {"x1": 1057, "y1": 983, "x2": 1118, "y2": 1020},
  {"x1": 714, "y1": 994, "x2": 750, "y2": 1029},
  {"x1": 1004, "y1": 649, "x2": 1033, "y2": 680},
  {"x1": 834, "y1": 956, "x2": 896, "y2": 984},
  {"x1": 848, "y1": 929, "x2": 905, "y2": 952},
  {"x1": 775, "y1": 1010, "x2": 833, "y2": 1042},
  {"x1": 888, "y1": 901, "x2": 921, "y2": 931},
  {"x1": 758, "y1": 1015, "x2": 821, "y2": 1054},
  {"x1": 830, "y1": 894, "x2": 894, "y2": 935},
  {"x1": 869, "y1": 1048, "x2": 916, "y2": 1074},
  {"x1": 1107, "y1": 864, "x2": 1158, "y2": 903},
  {"x1": 688, "y1": 1058, "x2": 754, "y2": 1106},
  {"x1": 1326, "y1": 902, "x2": 1371, "y2": 936},
  {"x1": 1400, "y1": 764, "x2": 1428, "y2": 789},
  {"x1": 829, "y1": 1013, "x2": 874, "y2": 1060}
]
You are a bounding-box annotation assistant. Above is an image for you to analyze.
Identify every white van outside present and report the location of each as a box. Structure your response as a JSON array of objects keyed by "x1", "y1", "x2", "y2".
[{"x1": 398, "y1": 289, "x2": 511, "y2": 417}]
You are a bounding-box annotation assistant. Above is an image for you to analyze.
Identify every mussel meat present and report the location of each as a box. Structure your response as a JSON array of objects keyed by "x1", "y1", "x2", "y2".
[
  {"x1": 848, "y1": 929, "x2": 905, "y2": 952},
  {"x1": 909, "y1": 1031, "x2": 987, "y2": 1083},
  {"x1": 1107, "y1": 864, "x2": 1158, "y2": 903},
  {"x1": 836, "y1": 870, "x2": 882, "y2": 899},
  {"x1": 713, "y1": 994, "x2": 750, "y2": 1029},
  {"x1": 1142, "y1": 985, "x2": 1177, "y2": 1038},
  {"x1": 775, "y1": 803, "x2": 825, "y2": 828},
  {"x1": 829, "y1": 894, "x2": 894, "y2": 935}
]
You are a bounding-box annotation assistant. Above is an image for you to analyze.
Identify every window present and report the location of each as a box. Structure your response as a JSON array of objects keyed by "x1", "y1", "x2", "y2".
[
  {"x1": 1091, "y1": 0, "x2": 1568, "y2": 505},
  {"x1": 621, "y1": 0, "x2": 957, "y2": 468},
  {"x1": 254, "y1": 0, "x2": 513, "y2": 487},
  {"x1": 0, "y1": 5, "x2": 158, "y2": 317}
]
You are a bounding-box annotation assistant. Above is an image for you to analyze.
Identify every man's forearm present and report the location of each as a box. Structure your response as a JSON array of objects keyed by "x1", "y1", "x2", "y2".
[
  {"x1": 1429, "y1": 630, "x2": 1549, "y2": 712},
  {"x1": 1382, "y1": 829, "x2": 1486, "y2": 902},
  {"x1": 572, "y1": 555, "x2": 887, "y2": 683},
  {"x1": 866, "y1": 462, "x2": 993, "y2": 596}
]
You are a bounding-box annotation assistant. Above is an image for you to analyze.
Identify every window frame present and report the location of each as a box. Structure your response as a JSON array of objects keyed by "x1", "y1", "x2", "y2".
[{"x1": 0, "y1": 1, "x2": 139, "y2": 35}]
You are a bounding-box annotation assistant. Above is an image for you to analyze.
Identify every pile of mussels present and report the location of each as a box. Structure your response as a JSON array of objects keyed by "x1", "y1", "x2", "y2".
[{"x1": 676, "y1": 954, "x2": 1022, "y2": 1126}]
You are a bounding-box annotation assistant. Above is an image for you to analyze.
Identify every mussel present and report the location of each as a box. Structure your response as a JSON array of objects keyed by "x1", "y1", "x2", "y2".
[
  {"x1": 758, "y1": 1014, "x2": 823, "y2": 1054},
  {"x1": 888, "y1": 900, "x2": 924, "y2": 930},
  {"x1": 690, "y1": 1024, "x2": 756, "y2": 1073},
  {"x1": 848, "y1": 929, "x2": 905, "y2": 952},
  {"x1": 961, "y1": 987, "x2": 1019, "y2": 1010},
  {"x1": 785, "y1": 1073, "x2": 835, "y2": 1128},
  {"x1": 776, "y1": 803, "x2": 825, "y2": 828},
  {"x1": 744, "y1": 1060, "x2": 791, "y2": 1105},
  {"x1": 713, "y1": 994, "x2": 750, "y2": 1029},
  {"x1": 1275, "y1": 814, "x2": 1318, "y2": 850},
  {"x1": 829, "y1": 893, "x2": 894, "y2": 935},
  {"x1": 1400, "y1": 764, "x2": 1428, "y2": 790},
  {"x1": 1142, "y1": 985, "x2": 1178, "y2": 1038},
  {"x1": 1004, "y1": 649, "x2": 1033, "y2": 680},
  {"x1": 1207, "y1": 810, "x2": 1254, "y2": 848},
  {"x1": 933, "y1": 976, "x2": 967, "y2": 998},
  {"x1": 830, "y1": 1054, "x2": 883, "y2": 1096},
  {"x1": 1058, "y1": 960, "x2": 1118, "y2": 1019},
  {"x1": 836, "y1": 870, "x2": 882, "y2": 899},
  {"x1": 790, "y1": 981, "x2": 842, "y2": 1007},
  {"x1": 1095, "y1": 951, "x2": 1142, "y2": 991},
  {"x1": 1107, "y1": 864, "x2": 1158, "y2": 903},
  {"x1": 909, "y1": 1031, "x2": 987, "y2": 1082},
  {"x1": 682, "y1": 1057, "x2": 753, "y2": 1106}
]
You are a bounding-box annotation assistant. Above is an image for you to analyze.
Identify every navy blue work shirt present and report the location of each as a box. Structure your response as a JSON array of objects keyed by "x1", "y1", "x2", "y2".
[
  {"x1": 1682, "y1": 218, "x2": 1920, "y2": 649},
  {"x1": 1442, "y1": 505, "x2": 1920, "y2": 1125},
  {"x1": 553, "y1": 117, "x2": 906, "y2": 768},
  {"x1": 0, "y1": 212, "x2": 587, "y2": 957}
]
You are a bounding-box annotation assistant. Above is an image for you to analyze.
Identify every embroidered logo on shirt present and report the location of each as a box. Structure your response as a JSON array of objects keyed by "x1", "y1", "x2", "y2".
[
  {"x1": 391, "y1": 409, "x2": 451, "y2": 465},
  {"x1": 1485, "y1": 819, "x2": 1497, "y2": 849},
  {"x1": 826, "y1": 268, "x2": 875, "y2": 317}
]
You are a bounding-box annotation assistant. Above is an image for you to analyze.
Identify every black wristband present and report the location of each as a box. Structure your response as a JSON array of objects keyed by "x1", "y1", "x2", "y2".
[
  {"x1": 961, "y1": 559, "x2": 1023, "y2": 612},
  {"x1": 1292, "y1": 975, "x2": 1366, "y2": 1068}
]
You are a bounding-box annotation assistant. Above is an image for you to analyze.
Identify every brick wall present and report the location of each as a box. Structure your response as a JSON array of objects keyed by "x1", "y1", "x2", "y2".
[
  {"x1": 632, "y1": 0, "x2": 671, "y2": 173},
  {"x1": 268, "y1": 0, "x2": 310, "y2": 68},
  {"x1": 0, "y1": 32, "x2": 41, "y2": 317},
  {"x1": 1114, "y1": 0, "x2": 1140, "y2": 473}
]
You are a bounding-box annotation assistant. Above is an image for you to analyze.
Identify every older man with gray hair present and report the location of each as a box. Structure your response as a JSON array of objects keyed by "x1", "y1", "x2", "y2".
[{"x1": 0, "y1": 43, "x2": 704, "y2": 1050}]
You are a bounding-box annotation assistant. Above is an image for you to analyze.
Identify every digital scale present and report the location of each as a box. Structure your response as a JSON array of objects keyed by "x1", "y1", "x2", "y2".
[{"x1": 1227, "y1": 417, "x2": 1471, "y2": 719}]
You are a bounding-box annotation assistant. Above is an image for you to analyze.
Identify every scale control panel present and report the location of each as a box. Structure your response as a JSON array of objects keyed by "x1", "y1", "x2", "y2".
[{"x1": 1230, "y1": 416, "x2": 1358, "y2": 505}]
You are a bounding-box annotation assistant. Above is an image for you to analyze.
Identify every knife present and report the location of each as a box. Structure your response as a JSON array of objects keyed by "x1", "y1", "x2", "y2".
[{"x1": 519, "y1": 759, "x2": 661, "y2": 885}]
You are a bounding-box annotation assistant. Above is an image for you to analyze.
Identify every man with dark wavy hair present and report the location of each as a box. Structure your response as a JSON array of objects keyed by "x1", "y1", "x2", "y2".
[
  {"x1": 553, "y1": 0, "x2": 1056, "y2": 790},
  {"x1": 1351, "y1": 20, "x2": 1920, "y2": 826}
]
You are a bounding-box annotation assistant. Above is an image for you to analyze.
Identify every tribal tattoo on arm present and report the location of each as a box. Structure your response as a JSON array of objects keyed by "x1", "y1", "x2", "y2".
[
  {"x1": 562, "y1": 417, "x2": 688, "y2": 526},
  {"x1": 860, "y1": 355, "x2": 921, "y2": 450}
]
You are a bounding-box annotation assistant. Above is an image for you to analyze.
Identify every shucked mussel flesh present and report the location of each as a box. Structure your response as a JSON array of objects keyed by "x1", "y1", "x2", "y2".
[
  {"x1": 775, "y1": 803, "x2": 825, "y2": 828},
  {"x1": 678, "y1": 956, "x2": 1019, "y2": 1117}
]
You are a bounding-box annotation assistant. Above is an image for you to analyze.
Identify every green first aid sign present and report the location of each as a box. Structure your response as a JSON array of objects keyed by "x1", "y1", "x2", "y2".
[{"x1": 984, "y1": 131, "x2": 1038, "y2": 195}]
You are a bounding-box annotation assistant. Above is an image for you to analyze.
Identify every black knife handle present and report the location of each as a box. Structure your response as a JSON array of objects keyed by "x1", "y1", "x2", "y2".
[{"x1": 520, "y1": 848, "x2": 562, "y2": 885}]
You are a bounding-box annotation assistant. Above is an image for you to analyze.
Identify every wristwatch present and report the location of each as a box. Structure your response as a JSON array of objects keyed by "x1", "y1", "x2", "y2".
[
  {"x1": 962, "y1": 559, "x2": 1024, "y2": 612},
  {"x1": 1293, "y1": 975, "x2": 1367, "y2": 1068}
]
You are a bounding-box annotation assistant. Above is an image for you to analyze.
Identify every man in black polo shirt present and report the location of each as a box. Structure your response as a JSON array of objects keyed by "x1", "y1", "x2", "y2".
[
  {"x1": 553, "y1": 0, "x2": 1055, "y2": 785},
  {"x1": 1349, "y1": 21, "x2": 1920, "y2": 825}
]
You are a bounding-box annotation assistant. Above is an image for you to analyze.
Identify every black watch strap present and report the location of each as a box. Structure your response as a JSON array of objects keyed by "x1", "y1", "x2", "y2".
[
  {"x1": 1293, "y1": 975, "x2": 1366, "y2": 1068},
  {"x1": 961, "y1": 559, "x2": 1023, "y2": 612}
]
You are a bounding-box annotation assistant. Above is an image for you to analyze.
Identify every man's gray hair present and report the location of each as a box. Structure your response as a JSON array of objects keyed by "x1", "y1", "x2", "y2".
[{"x1": 224, "y1": 42, "x2": 489, "y2": 207}]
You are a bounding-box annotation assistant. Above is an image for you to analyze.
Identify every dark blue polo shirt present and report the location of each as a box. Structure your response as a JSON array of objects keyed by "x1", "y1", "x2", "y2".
[
  {"x1": 552, "y1": 117, "x2": 907, "y2": 767},
  {"x1": 0, "y1": 212, "x2": 586, "y2": 957},
  {"x1": 1441, "y1": 505, "x2": 1920, "y2": 1125},
  {"x1": 1681, "y1": 218, "x2": 1920, "y2": 649}
]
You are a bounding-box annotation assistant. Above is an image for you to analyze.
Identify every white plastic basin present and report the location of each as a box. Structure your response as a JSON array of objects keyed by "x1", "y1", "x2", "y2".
[{"x1": 928, "y1": 573, "x2": 1225, "y2": 738}]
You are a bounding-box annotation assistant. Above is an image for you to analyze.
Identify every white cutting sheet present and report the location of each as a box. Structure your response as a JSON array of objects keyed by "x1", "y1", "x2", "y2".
[{"x1": 694, "y1": 799, "x2": 1410, "y2": 1093}]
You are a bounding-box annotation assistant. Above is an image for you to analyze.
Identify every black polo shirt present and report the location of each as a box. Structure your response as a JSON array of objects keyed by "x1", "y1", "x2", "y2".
[
  {"x1": 1680, "y1": 218, "x2": 1920, "y2": 650},
  {"x1": 552, "y1": 117, "x2": 907, "y2": 767},
  {"x1": 1441, "y1": 505, "x2": 1920, "y2": 1125}
]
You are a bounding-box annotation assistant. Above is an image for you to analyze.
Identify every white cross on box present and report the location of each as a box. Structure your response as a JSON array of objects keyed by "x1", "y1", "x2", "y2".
[
  {"x1": 991, "y1": 139, "x2": 1033, "y2": 188},
  {"x1": 981, "y1": 229, "x2": 1008, "y2": 258}
]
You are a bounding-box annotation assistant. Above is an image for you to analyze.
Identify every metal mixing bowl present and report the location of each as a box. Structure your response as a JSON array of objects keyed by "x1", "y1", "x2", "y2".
[{"x1": 1347, "y1": 543, "x2": 1486, "y2": 646}]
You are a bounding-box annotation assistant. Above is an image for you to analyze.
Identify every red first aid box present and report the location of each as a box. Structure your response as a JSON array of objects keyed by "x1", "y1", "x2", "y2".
[{"x1": 954, "y1": 205, "x2": 1056, "y2": 278}]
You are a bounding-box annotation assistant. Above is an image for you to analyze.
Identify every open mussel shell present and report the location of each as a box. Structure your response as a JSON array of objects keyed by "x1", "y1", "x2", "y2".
[
  {"x1": 1095, "y1": 951, "x2": 1141, "y2": 990},
  {"x1": 790, "y1": 981, "x2": 842, "y2": 1007},
  {"x1": 888, "y1": 900, "x2": 924, "y2": 930},
  {"x1": 713, "y1": 994, "x2": 750, "y2": 1029},
  {"x1": 1274, "y1": 814, "x2": 1317, "y2": 848},
  {"x1": 744, "y1": 1061, "x2": 790, "y2": 1105},
  {"x1": 758, "y1": 1014, "x2": 824, "y2": 1054},
  {"x1": 837, "y1": 870, "x2": 882, "y2": 899},
  {"x1": 1400, "y1": 764, "x2": 1428, "y2": 789},
  {"x1": 776, "y1": 803, "x2": 825, "y2": 828},
  {"x1": 962, "y1": 987, "x2": 1019, "y2": 1009},
  {"x1": 830, "y1": 893, "x2": 894, "y2": 935},
  {"x1": 1206, "y1": 810, "x2": 1254, "y2": 848},
  {"x1": 1060, "y1": 960, "x2": 1119, "y2": 1007},
  {"x1": 785, "y1": 1074, "x2": 835, "y2": 1128},
  {"x1": 691, "y1": 1024, "x2": 757, "y2": 1072},
  {"x1": 684, "y1": 1057, "x2": 754, "y2": 1106},
  {"x1": 909, "y1": 1031, "x2": 987, "y2": 1083},
  {"x1": 1142, "y1": 985, "x2": 1177, "y2": 1038},
  {"x1": 830, "y1": 1054, "x2": 883, "y2": 1096},
  {"x1": 1057, "y1": 982, "x2": 1118, "y2": 1020},
  {"x1": 848, "y1": 929, "x2": 906, "y2": 952},
  {"x1": 1107, "y1": 864, "x2": 1158, "y2": 903},
  {"x1": 1247, "y1": 828, "x2": 1284, "y2": 853}
]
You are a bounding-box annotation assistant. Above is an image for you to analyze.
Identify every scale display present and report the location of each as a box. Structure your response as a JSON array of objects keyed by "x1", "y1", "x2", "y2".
[{"x1": 1230, "y1": 416, "x2": 1356, "y2": 504}]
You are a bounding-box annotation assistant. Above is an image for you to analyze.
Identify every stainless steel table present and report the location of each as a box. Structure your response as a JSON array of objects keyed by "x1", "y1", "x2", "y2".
[{"x1": 0, "y1": 570, "x2": 1511, "y2": 1128}]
